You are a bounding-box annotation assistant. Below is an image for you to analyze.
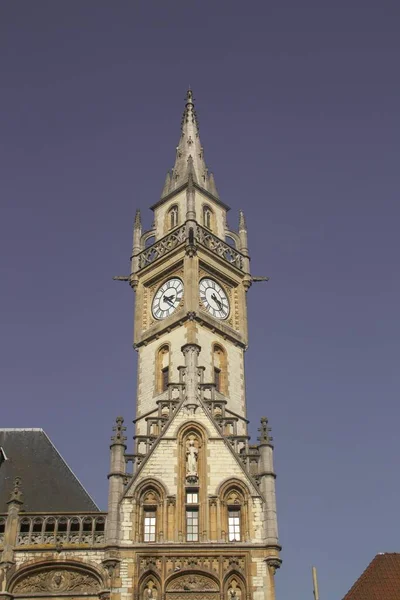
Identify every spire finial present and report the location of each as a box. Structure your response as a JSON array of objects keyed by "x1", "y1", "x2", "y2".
[
  {"x1": 111, "y1": 416, "x2": 127, "y2": 444},
  {"x1": 257, "y1": 416, "x2": 273, "y2": 445},
  {"x1": 239, "y1": 210, "x2": 247, "y2": 231},
  {"x1": 134, "y1": 209, "x2": 141, "y2": 229},
  {"x1": 7, "y1": 476, "x2": 23, "y2": 505}
]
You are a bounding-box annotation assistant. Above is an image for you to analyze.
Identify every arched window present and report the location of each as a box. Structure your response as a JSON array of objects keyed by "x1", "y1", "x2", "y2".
[
  {"x1": 213, "y1": 344, "x2": 227, "y2": 395},
  {"x1": 142, "y1": 490, "x2": 159, "y2": 542},
  {"x1": 156, "y1": 344, "x2": 170, "y2": 393},
  {"x1": 203, "y1": 205, "x2": 213, "y2": 230},
  {"x1": 219, "y1": 481, "x2": 250, "y2": 543},
  {"x1": 168, "y1": 205, "x2": 179, "y2": 229}
]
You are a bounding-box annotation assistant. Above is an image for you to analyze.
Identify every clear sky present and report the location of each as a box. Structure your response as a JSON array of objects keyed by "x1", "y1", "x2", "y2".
[{"x1": 1, "y1": 2, "x2": 399, "y2": 599}]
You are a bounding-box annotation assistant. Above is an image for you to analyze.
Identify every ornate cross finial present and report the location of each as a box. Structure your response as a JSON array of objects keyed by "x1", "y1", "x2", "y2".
[
  {"x1": 258, "y1": 417, "x2": 273, "y2": 444},
  {"x1": 8, "y1": 476, "x2": 23, "y2": 504},
  {"x1": 111, "y1": 416, "x2": 127, "y2": 444}
]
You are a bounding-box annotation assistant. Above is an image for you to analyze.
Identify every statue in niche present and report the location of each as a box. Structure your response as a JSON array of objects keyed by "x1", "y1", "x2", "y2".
[
  {"x1": 227, "y1": 581, "x2": 241, "y2": 600},
  {"x1": 144, "y1": 581, "x2": 157, "y2": 600},
  {"x1": 186, "y1": 439, "x2": 198, "y2": 478}
]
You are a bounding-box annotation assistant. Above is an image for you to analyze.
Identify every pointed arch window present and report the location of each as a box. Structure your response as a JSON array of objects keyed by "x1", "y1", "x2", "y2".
[
  {"x1": 169, "y1": 205, "x2": 179, "y2": 229},
  {"x1": 203, "y1": 205, "x2": 213, "y2": 230},
  {"x1": 156, "y1": 345, "x2": 170, "y2": 393},
  {"x1": 213, "y1": 344, "x2": 227, "y2": 395},
  {"x1": 142, "y1": 489, "x2": 160, "y2": 542}
]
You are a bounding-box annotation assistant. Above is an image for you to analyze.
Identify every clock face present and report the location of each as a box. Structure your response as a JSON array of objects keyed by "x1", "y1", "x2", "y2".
[
  {"x1": 199, "y1": 278, "x2": 230, "y2": 319},
  {"x1": 152, "y1": 278, "x2": 184, "y2": 320}
]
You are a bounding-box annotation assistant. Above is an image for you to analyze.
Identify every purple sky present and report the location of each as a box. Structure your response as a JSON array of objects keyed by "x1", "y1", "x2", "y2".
[{"x1": 1, "y1": 2, "x2": 399, "y2": 598}]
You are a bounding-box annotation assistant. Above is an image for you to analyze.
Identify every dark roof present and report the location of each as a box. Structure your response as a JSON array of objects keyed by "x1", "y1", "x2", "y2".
[
  {"x1": 0, "y1": 429, "x2": 98, "y2": 513},
  {"x1": 343, "y1": 553, "x2": 400, "y2": 600}
]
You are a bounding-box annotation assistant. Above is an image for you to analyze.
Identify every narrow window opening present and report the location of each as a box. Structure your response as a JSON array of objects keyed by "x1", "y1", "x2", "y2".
[
  {"x1": 228, "y1": 508, "x2": 241, "y2": 542},
  {"x1": 20, "y1": 519, "x2": 30, "y2": 533},
  {"x1": 0, "y1": 519, "x2": 6, "y2": 534},
  {"x1": 214, "y1": 367, "x2": 221, "y2": 392},
  {"x1": 144, "y1": 508, "x2": 156, "y2": 542},
  {"x1": 161, "y1": 367, "x2": 169, "y2": 392},
  {"x1": 203, "y1": 206, "x2": 212, "y2": 230},
  {"x1": 32, "y1": 519, "x2": 43, "y2": 533},
  {"x1": 169, "y1": 206, "x2": 179, "y2": 229},
  {"x1": 186, "y1": 490, "x2": 199, "y2": 504},
  {"x1": 186, "y1": 508, "x2": 199, "y2": 541}
]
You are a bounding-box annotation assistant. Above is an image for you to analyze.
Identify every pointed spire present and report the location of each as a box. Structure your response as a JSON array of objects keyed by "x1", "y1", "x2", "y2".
[
  {"x1": 208, "y1": 172, "x2": 219, "y2": 198},
  {"x1": 239, "y1": 210, "x2": 247, "y2": 231},
  {"x1": 134, "y1": 209, "x2": 141, "y2": 229},
  {"x1": 162, "y1": 89, "x2": 218, "y2": 197},
  {"x1": 161, "y1": 171, "x2": 171, "y2": 197}
]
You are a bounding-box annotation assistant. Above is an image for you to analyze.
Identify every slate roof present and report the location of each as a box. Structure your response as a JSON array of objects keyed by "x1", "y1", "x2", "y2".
[
  {"x1": 343, "y1": 553, "x2": 400, "y2": 600},
  {"x1": 0, "y1": 429, "x2": 99, "y2": 513}
]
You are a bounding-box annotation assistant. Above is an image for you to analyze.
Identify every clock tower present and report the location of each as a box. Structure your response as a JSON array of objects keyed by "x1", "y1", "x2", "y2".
[{"x1": 107, "y1": 90, "x2": 281, "y2": 600}]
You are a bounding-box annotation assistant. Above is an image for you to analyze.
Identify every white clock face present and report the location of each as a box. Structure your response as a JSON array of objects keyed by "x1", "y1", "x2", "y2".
[
  {"x1": 199, "y1": 278, "x2": 230, "y2": 319},
  {"x1": 152, "y1": 278, "x2": 184, "y2": 320}
]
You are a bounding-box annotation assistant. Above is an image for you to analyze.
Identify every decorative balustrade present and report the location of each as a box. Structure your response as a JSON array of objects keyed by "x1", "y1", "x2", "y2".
[
  {"x1": 136, "y1": 223, "x2": 245, "y2": 272},
  {"x1": 138, "y1": 225, "x2": 186, "y2": 270},
  {"x1": 16, "y1": 514, "x2": 106, "y2": 546},
  {"x1": 196, "y1": 225, "x2": 244, "y2": 270}
]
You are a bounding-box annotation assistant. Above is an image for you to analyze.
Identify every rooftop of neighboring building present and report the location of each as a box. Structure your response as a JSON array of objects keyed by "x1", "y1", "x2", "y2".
[
  {"x1": 0, "y1": 428, "x2": 99, "y2": 513},
  {"x1": 343, "y1": 553, "x2": 400, "y2": 600}
]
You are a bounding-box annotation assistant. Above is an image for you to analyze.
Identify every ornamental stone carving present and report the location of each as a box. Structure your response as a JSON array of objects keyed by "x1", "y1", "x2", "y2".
[
  {"x1": 12, "y1": 569, "x2": 101, "y2": 594},
  {"x1": 167, "y1": 575, "x2": 218, "y2": 592}
]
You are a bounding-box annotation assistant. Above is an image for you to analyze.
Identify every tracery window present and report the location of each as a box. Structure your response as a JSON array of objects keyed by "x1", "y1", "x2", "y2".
[
  {"x1": 169, "y1": 205, "x2": 179, "y2": 229},
  {"x1": 203, "y1": 205, "x2": 213, "y2": 230}
]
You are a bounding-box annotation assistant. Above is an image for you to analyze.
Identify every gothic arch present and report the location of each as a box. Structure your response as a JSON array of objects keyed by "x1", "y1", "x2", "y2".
[
  {"x1": 176, "y1": 423, "x2": 207, "y2": 542},
  {"x1": 202, "y1": 204, "x2": 214, "y2": 231},
  {"x1": 217, "y1": 478, "x2": 251, "y2": 543},
  {"x1": 155, "y1": 343, "x2": 171, "y2": 395},
  {"x1": 165, "y1": 571, "x2": 220, "y2": 599},
  {"x1": 132, "y1": 478, "x2": 168, "y2": 543},
  {"x1": 212, "y1": 342, "x2": 228, "y2": 395},
  {"x1": 8, "y1": 560, "x2": 104, "y2": 595},
  {"x1": 223, "y1": 572, "x2": 246, "y2": 600},
  {"x1": 139, "y1": 572, "x2": 162, "y2": 600}
]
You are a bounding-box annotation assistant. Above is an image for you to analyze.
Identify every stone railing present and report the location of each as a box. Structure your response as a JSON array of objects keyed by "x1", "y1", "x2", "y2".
[
  {"x1": 196, "y1": 225, "x2": 244, "y2": 270},
  {"x1": 138, "y1": 225, "x2": 186, "y2": 270},
  {"x1": 15, "y1": 513, "x2": 106, "y2": 546},
  {"x1": 136, "y1": 223, "x2": 245, "y2": 272}
]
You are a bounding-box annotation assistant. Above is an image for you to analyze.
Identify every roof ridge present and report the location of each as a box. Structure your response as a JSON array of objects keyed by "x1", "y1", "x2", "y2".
[
  {"x1": 40, "y1": 430, "x2": 100, "y2": 511},
  {"x1": 0, "y1": 428, "x2": 44, "y2": 431}
]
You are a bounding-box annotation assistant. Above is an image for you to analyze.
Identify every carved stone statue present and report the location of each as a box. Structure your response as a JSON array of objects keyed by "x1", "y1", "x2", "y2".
[
  {"x1": 186, "y1": 439, "x2": 198, "y2": 477},
  {"x1": 227, "y1": 580, "x2": 241, "y2": 600},
  {"x1": 144, "y1": 581, "x2": 157, "y2": 600}
]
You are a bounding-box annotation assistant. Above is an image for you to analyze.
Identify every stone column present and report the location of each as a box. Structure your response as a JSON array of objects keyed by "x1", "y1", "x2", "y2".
[
  {"x1": 181, "y1": 343, "x2": 201, "y2": 408},
  {"x1": 106, "y1": 417, "x2": 127, "y2": 546},
  {"x1": 1, "y1": 477, "x2": 23, "y2": 565}
]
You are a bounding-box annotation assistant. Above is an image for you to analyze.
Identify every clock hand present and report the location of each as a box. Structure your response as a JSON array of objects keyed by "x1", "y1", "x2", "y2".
[
  {"x1": 211, "y1": 293, "x2": 222, "y2": 310},
  {"x1": 163, "y1": 294, "x2": 175, "y2": 305}
]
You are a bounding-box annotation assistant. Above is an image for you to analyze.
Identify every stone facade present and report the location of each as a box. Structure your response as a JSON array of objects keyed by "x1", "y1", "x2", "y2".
[{"x1": 0, "y1": 90, "x2": 281, "y2": 600}]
